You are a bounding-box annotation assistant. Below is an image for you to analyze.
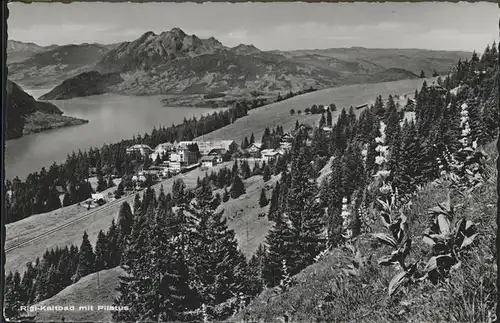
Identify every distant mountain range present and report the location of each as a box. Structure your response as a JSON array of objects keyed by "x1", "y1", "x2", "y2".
[{"x1": 7, "y1": 28, "x2": 471, "y2": 101}]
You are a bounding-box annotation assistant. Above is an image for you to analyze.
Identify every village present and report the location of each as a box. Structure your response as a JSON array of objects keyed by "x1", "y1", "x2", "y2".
[{"x1": 122, "y1": 132, "x2": 297, "y2": 190}]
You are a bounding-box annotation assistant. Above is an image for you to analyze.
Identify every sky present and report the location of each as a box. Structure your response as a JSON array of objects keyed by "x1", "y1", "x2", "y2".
[{"x1": 7, "y1": 2, "x2": 499, "y2": 52}]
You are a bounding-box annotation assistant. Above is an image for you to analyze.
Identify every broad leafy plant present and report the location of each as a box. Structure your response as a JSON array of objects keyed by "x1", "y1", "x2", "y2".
[
  {"x1": 421, "y1": 194, "x2": 479, "y2": 284},
  {"x1": 372, "y1": 194, "x2": 423, "y2": 296}
]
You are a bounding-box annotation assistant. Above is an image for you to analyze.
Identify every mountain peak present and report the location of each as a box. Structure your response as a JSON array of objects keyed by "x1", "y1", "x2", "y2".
[
  {"x1": 231, "y1": 43, "x2": 261, "y2": 55},
  {"x1": 168, "y1": 27, "x2": 186, "y2": 36}
]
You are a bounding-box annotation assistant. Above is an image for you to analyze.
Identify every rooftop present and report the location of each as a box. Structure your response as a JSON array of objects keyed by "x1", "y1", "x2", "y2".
[{"x1": 200, "y1": 155, "x2": 218, "y2": 162}]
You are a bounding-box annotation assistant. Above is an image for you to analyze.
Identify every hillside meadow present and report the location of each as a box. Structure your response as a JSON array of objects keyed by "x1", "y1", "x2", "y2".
[{"x1": 195, "y1": 77, "x2": 433, "y2": 144}]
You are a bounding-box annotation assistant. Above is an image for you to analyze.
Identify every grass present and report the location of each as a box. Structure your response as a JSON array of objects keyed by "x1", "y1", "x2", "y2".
[
  {"x1": 26, "y1": 168, "x2": 280, "y2": 322},
  {"x1": 232, "y1": 142, "x2": 498, "y2": 323},
  {"x1": 5, "y1": 162, "x2": 234, "y2": 275},
  {"x1": 195, "y1": 78, "x2": 432, "y2": 144},
  {"x1": 31, "y1": 267, "x2": 125, "y2": 323},
  {"x1": 215, "y1": 172, "x2": 279, "y2": 258}
]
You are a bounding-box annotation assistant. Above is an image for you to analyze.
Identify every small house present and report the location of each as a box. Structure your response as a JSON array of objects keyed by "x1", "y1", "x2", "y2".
[
  {"x1": 91, "y1": 193, "x2": 105, "y2": 206},
  {"x1": 200, "y1": 155, "x2": 218, "y2": 168},
  {"x1": 208, "y1": 149, "x2": 226, "y2": 163},
  {"x1": 247, "y1": 143, "x2": 263, "y2": 157},
  {"x1": 261, "y1": 149, "x2": 281, "y2": 163}
]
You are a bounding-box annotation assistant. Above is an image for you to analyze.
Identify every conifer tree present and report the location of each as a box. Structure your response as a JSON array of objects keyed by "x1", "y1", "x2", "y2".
[
  {"x1": 107, "y1": 175, "x2": 115, "y2": 189},
  {"x1": 4, "y1": 271, "x2": 25, "y2": 320},
  {"x1": 34, "y1": 263, "x2": 50, "y2": 301},
  {"x1": 262, "y1": 163, "x2": 271, "y2": 182},
  {"x1": 117, "y1": 201, "x2": 134, "y2": 240},
  {"x1": 327, "y1": 109, "x2": 333, "y2": 126},
  {"x1": 267, "y1": 182, "x2": 280, "y2": 221},
  {"x1": 250, "y1": 132, "x2": 255, "y2": 144},
  {"x1": 230, "y1": 174, "x2": 246, "y2": 199},
  {"x1": 241, "y1": 137, "x2": 249, "y2": 150},
  {"x1": 97, "y1": 172, "x2": 107, "y2": 192},
  {"x1": 247, "y1": 244, "x2": 267, "y2": 296},
  {"x1": 263, "y1": 214, "x2": 294, "y2": 287},
  {"x1": 133, "y1": 193, "x2": 142, "y2": 215},
  {"x1": 185, "y1": 193, "x2": 249, "y2": 317},
  {"x1": 259, "y1": 188, "x2": 268, "y2": 207},
  {"x1": 75, "y1": 231, "x2": 95, "y2": 281},
  {"x1": 115, "y1": 182, "x2": 125, "y2": 199},
  {"x1": 21, "y1": 262, "x2": 37, "y2": 304},
  {"x1": 104, "y1": 219, "x2": 119, "y2": 267},
  {"x1": 113, "y1": 206, "x2": 199, "y2": 322},
  {"x1": 94, "y1": 230, "x2": 108, "y2": 271},
  {"x1": 172, "y1": 179, "x2": 187, "y2": 206},
  {"x1": 242, "y1": 160, "x2": 252, "y2": 179}
]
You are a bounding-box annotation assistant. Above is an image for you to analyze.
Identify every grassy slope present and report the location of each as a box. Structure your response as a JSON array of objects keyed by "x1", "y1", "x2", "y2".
[
  {"x1": 32, "y1": 267, "x2": 125, "y2": 322},
  {"x1": 5, "y1": 162, "x2": 233, "y2": 275},
  {"x1": 28, "y1": 170, "x2": 278, "y2": 322},
  {"x1": 195, "y1": 78, "x2": 433, "y2": 144},
  {"x1": 233, "y1": 143, "x2": 498, "y2": 323},
  {"x1": 215, "y1": 172, "x2": 279, "y2": 258}
]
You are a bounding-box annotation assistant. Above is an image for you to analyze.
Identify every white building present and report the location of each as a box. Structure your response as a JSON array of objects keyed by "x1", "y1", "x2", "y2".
[
  {"x1": 169, "y1": 161, "x2": 182, "y2": 173},
  {"x1": 261, "y1": 149, "x2": 281, "y2": 163},
  {"x1": 200, "y1": 155, "x2": 218, "y2": 168},
  {"x1": 150, "y1": 142, "x2": 175, "y2": 161}
]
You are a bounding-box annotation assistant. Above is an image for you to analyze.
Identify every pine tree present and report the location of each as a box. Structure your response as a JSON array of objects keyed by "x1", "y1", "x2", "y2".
[
  {"x1": 75, "y1": 231, "x2": 95, "y2": 281},
  {"x1": 259, "y1": 188, "x2": 268, "y2": 207},
  {"x1": 186, "y1": 199, "x2": 248, "y2": 316},
  {"x1": 133, "y1": 194, "x2": 142, "y2": 215},
  {"x1": 262, "y1": 163, "x2": 271, "y2": 182},
  {"x1": 21, "y1": 262, "x2": 37, "y2": 304},
  {"x1": 107, "y1": 219, "x2": 121, "y2": 267},
  {"x1": 172, "y1": 178, "x2": 187, "y2": 206},
  {"x1": 263, "y1": 215, "x2": 294, "y2": 287},
  {"x1": 326, "y1": 109, "x2": 333, "y2": 126},
  {"x1": 115, "y1": 182, "x2": 125, "y2": 199},
  {"x1": 4, "y1": 271, "x2": 25, "y2": 320},
  {"x1": 117, "y1": 201, "x2": 134, "y2": 239},
  {"x1": 47, "y1": 186, "x2": 62, "y2": 211},
  {"x1": 420, "y1": 70, "x2": 426, "y2": 78},
  {"x1": 247, "y1": 244, "x2": 267, "y2": 296},
  {"x1": 241, "y1": 137, "x2": 249, "y2": 150},
  {"x1": 267, "y1": 181, "x2": 280, "y2": 221},
  {"x1": 97, "y1": 172, "x2": 107, "y2": 192},
  {"x1": 230, "y1": 175, "x2": 246, "y2": 199},
  {"x1": 107, "y1": 176, "x2": 115, "y2": 189},
  {"x1": 94, "y1": 230, "x2": 108, "y2": 271},
  {"x1": 250, "y1": 133, "x2": 255, "y2": 144},
  {"x1": 113, "y1": 206, "x2": 199, "y2": 322}
]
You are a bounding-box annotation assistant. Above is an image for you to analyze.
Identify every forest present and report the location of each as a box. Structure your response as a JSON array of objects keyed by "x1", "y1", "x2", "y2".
[{"x1": 4, "y1": 42, "x2": 499, "y2": 322}]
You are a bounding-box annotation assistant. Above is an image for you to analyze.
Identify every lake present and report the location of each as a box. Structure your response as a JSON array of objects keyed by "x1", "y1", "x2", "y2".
[{"x1": 5, "y1": 90, "x2": 221, "y2": 180}]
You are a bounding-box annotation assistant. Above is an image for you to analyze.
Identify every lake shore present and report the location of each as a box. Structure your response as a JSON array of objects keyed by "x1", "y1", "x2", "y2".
[{"x1": 22, "y1": 111, "x2": 89, "y2": 136}]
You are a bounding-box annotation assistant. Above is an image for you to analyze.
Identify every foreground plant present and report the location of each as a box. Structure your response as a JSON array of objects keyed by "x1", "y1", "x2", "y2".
[{"x1": 421, "y1": 194, "x2": 479, "y2": 284}]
